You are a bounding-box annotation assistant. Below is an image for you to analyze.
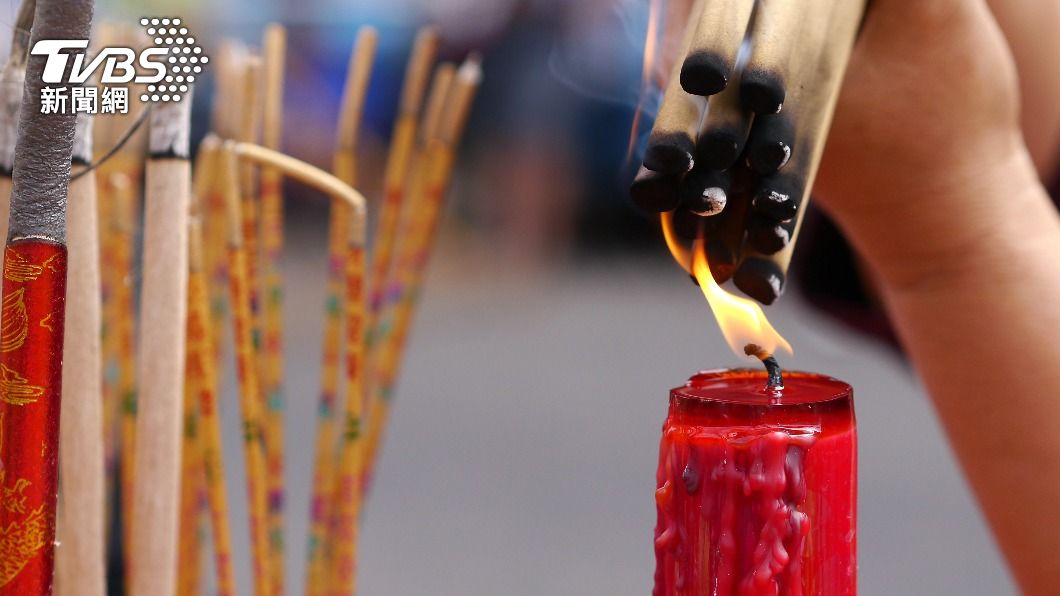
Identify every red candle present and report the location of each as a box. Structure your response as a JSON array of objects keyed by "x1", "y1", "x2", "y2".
[{"x1": 654, "y1": 369, "x2": 856, "y2": 595}]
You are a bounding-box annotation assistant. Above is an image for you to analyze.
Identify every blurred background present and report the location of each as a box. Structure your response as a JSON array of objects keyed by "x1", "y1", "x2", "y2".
[{"x1": 7, "y1": 0, "x2": 1019, "y2": 593}]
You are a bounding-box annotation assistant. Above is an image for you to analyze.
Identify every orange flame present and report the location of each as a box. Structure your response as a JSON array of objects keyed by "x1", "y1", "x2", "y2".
[{"x1": 689, "y1": 239, "x2": 793, "y2": 358}]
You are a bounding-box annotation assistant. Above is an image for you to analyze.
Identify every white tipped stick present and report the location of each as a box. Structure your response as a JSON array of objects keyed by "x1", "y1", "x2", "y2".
[{"x1": 130, "y1": 93, "x2": 193, "y2": 596}]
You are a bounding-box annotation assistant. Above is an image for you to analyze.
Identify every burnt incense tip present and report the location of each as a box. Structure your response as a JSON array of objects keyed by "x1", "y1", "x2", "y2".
[
  {"x1": 746, "y1": 113, "x2": 794, "y2": 175},
  {"x1": 697, "y1": 127, "x2": 742, "y2": 171},
  {"x1": 680, "y1": 168, "x2": 730, "y2": 216},
  {"x1": 734, "y1": 257, "x2": 786, "y2": 305},
  {"x1": 630, "y1": 167, "x2": 681, "y2": 213},
  {"x1": 746, "y1": 215, "x2": 794, "y2": 255},
  {"x1": 704, "y1": 237, "x2": 736, "y2": 283},
  {"x1": 751, "y1": 183, "x2": 799, "y2": 222},
  {"x1": 148, "y1": 89, "x2": 194, "y2": 160},
  {"x1": 644, "y1": 132, "x2": 695, "y2": 175},
  {"x1": 744, "y1": 343, "x2": 784, "y2": 389},
  {"x1": 680, "y1": 51, "x2": 730, "y2": 96},
  {"x1": 740, "y1": 69, "x2": 785, "y2": 115}
]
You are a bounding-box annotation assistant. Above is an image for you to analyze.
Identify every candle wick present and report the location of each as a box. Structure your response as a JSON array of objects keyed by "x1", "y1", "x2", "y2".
[{"x1": 743, "y1": 343, "x2": 784, "y2": 390}]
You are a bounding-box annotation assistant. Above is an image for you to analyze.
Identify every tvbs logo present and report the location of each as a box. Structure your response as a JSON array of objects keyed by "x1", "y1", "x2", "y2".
[{"x1": 30, "y1": 17, "x2": 207, "y2": 113}]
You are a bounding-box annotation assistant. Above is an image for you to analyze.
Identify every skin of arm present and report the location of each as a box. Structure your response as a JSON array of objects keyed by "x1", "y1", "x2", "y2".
[{"x1": 813, "y1": 0, "x2": 1060, "y2": 592}]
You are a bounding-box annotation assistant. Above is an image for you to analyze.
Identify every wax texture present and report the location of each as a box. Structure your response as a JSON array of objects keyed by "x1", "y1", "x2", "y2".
[{"x1": 654, "y1": 370, "x2": 856, "y2": 595}]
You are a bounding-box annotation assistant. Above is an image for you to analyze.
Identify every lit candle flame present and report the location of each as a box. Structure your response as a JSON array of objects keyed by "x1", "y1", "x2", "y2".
[{"x1": 690, "y1": 239, "x2": 793, "y2": 358}]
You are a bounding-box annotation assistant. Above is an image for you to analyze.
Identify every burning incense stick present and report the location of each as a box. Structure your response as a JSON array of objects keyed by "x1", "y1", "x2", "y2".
[
  {"x1": 55, "y1": 115, "x2": 105, "y2": 596},
  {"x1": 260, "y1": 24, "x2": 288, "y2": 592},
  {"x1": 643, "y1": 0, "x2": 704, "y2": 174},
  {"x1": 630, "y1": 167, "x2": 681, "y2": 213},
  {"x1": 0, "y1": 0, "x2": 92, "y2": 592},
  {"x1": 734, "y1": 0, "x2": 867, "y2": 304},
  {"x1": 363, "y1": 55, "x2": 482, "y2": 492},
  {"x1": 695, "y1": 69, "x2": 752, "y2": 171},
  {"x1": 220, "y1": 144, "x2": 273, "y2": 596},
  {"x1": 187, "y1": 135, "x2": 237, "y2": 596},
  {"x1": 740, "y1": 0, "x2": 803, "y2": 114},
  {"x1": 306, "y1": 27, "x2": 376, "y2": 596},
  {"x1": 680, "y1": 0, "x2": 755, "y2": 96},
  {"x1": 130, "y1": 91, "x2": 192, "y2": 596}
]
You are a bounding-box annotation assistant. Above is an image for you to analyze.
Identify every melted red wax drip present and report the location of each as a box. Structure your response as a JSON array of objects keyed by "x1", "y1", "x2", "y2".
[
  {"x1": 0, "y1": 240, "x2": 68, "y2": 595},
  {"x1": 654, "y1": 370, "x2": 857, "y2": 596}
]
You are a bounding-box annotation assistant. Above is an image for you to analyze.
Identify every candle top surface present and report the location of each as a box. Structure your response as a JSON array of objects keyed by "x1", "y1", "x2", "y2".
[{"x1": 674, "y1": 368, "x2": 852, "y2": 407}]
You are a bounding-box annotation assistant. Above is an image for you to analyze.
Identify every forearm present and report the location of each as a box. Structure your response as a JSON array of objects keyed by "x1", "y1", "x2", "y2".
[{"x1": 842, "y1": 148, "x2": 1060, "y2": 594}]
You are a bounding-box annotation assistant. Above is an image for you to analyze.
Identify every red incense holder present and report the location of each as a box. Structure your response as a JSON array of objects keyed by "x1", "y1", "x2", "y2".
[
  {"x1": 0, "y1": 240, "x2": 68, "y2": 594},
  {"x1": 654, "y1": 369, "x2": 856, "y2": 595}
]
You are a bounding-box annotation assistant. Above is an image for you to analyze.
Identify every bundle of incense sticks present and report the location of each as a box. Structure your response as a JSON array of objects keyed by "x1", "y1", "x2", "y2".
[{"x1": 633, "y1": 0, "x2": 867, "y2": 304}]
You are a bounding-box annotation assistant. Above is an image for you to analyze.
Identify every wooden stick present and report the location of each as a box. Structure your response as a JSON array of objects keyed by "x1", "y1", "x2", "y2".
[
  {"x1": 363, "y1": 55, "x2": 481, "y2": 494},
  {"x1": 680, "y1": 0, "x2": 755, "y2": 96},
  {"x1": 307, "y1": 26, "x2": 377, "y2": 596},
  {"x1": 734, "y1": 0, "x2": 868, "y2": 304},
  {"x1": 220, "y1": 143, "x2": 273, "y2": 596},
  {"x1": 130, "y1": 90, "x2": 192, "y2": 596},
  {"x1": 187, "y1": 136, "x2": 237, "y2": 596},
  {"x1": 55, "y1": 115, "x2": 105, "y2": 596},
  {"x1": 0, "y1": 0, "x2": 91, "y2": 591},
  {"x1": 643, "y1": 0, "x2": 705, "y2": 174},
  {"x1": 740, "y1": 0, "x2": 807, "y2": 114},
  {"x1": 259, "y1": 24, "x2": 288, "y2": 594}
]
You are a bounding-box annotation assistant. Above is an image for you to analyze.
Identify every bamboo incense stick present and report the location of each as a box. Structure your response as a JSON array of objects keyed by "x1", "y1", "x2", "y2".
[
  {"x1": 367, "y1": 26, "x2": 438, "y2": 337},
  {"x1": 363, "y1": 55, "x2": 481, "y2": 493},
  {"x1": 0, "y1": 0, "x2": 92, "y2": 593},
  {"x1": 740, "y1": 0, "x2": 804, "y2": 114},
  {"x1": 680, "y1": 0, "x2": 755, "y2": 96},
  {"x1": 175, "y1": 389, "x2": 205, "y2": 596},
  {"x1": 680, "y1": 167, "x2": 729, "y2": 217},
  {"x1": 642, "y1": 0, "x2": 704, "y2": 175},
  {"x1": 130, "y1": 91, "x2": 192, "y2": 596},
  {"x1": 306, "y1": 27, "x2": 376, "y2": 596},
  {"x1": 187, "y1": 135, "x2": 237, "y2": 596},
  {"x1": 695, "y1": 70, "x2": 752, "y2": 171},
  {"x1": 734, "y1": 0, "x2": 868, "y2": 304},
  {"x1": 260, "y1": 24, "x2": 288, "y2": 594},
  {"x1": 55, "y1": 114, "x2": 105, "y2": 596},
  {"x1": 226, "y1": 142, "x2": 371, "y2": 595},
  {"x1": 220, "y1": 144, "x2": 273, "y2": 596}
]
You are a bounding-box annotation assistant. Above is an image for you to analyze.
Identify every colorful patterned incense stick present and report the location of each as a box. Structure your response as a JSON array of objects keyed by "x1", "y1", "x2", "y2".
[
  {"x1": 306, "y1": 26, "x2": 376, "y2": 596},
  {"x1": 188, "y1": 136, "x2": 238, "y2": 596},
  {"x1": 260, "y1": 25, "x2": 288, "y2": 591},
  {"x1": 363, "y1": 56, "x2": 481, "y2": 491}
]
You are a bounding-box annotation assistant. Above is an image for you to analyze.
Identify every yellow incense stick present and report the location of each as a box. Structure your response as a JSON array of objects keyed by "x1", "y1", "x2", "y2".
[
  {"x1": 367, "y1": 26, "x2": 438, "y2": 334},
  {"x1": 221, "y1": 145, "x2": 274, "y2": 596},
  {"x1": 223, "y1": 146, "x2": 369, "y2": 594},
  {"x1": 260, "y1": 24, "x2": 288, "y2": 593},
  {"x1": 189, "y1": 136, "x2": 238, "y2": 596},
  {"x1": 306, "y1": 26, "x2": 377, "y2": 596},
  {"x1": 363, "y1": 56, "x2": 481, "y2": 488},
  {"x1": 176, "y1": 380, "x2": 204, "y2": 596}
]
